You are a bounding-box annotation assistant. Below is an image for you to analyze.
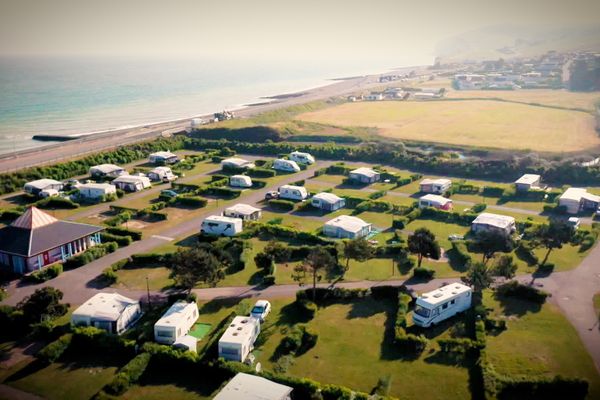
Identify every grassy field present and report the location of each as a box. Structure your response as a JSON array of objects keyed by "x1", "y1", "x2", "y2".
[
  {"x1": 483, "y1": 291, "x2": 600, "y2": 399},
  {"x1": 257, "y1": 297, "x2": 472, "y2": 400},
  {"x1": 296, "y1": 100, "x2": 598, "y2": 152}
]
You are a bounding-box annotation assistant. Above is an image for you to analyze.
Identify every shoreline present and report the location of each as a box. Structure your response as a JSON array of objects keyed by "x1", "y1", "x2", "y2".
[{"x1": 0, "y1": 64, "x2": 429, "y2": 172}]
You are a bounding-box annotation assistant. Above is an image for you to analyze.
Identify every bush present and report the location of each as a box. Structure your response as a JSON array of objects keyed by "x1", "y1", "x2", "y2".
[
  {"x1": 63, "y1": 242, "x2": 117, "y2": 270},
  {"x1": 105, "y1": 352, "x2": 152, "y2": 395},
  {"x1": 412, "y1": 267, "x2": 435, "y2": 280},
  {"x1": 24, "y1": 263, "x2": 63, "y2": 283},
  {"x1": 247, "y1": 167, "x2": 276, "y2": 178},
  {"x1": 370, "y1": 285, "x2": 400, "y2": 300},
  {"x1": 174, "y1": 196, "x2": 208, "y2": 208},
  {"x1": 102, "y1": 267, "x2": 119, "y2": 284},
  {"x1": 268, "y1": 199, "x2": 295, "y2": 211},
  {"x1": 100, "y1": 232, "x2": 133, "y2": 247},
  {"x1": 496, "y1": 281, "x2": 549, "y2": 304},
  {"x1": 278, "y1": 324, "x2": 318, "y2": 356},
  {"x1": 472, "y1": 203, "x2": 487, "y2": 213},
  {"x1": 105, "y1": 227, "x2": 142, "y2": 240},
  {"x1": 35, "y1": 196, "x2": 79, "y2": 209},
  {"x1": 450, "y1": 241, "x2": 472, "y2": 266},
  {"x1": 262, "y1": 275, "x2": 276, "y2": 286},
  {"x1": 37, "y1": 333, "x2": 73, "y2": 363}
]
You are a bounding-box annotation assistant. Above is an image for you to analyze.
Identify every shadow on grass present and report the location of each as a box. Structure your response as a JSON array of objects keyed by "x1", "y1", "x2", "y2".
[
  {"x1": 346, "y1": 297, "x2": 390, "y2": 320},
  {"x1": 446, "y1": 249, "x2": 471, "y2": 273},
  {"x1": 136, "y1": 361, "x2": 227, "y2": 397},
  {"x1": 493, "y1": 293, "x2": 542, "y2": 316},
  {"x1": 198, "y1": 296, "x2": 250, "y2": 315},
  {"x1": 4, "y1": 359, "x2": 49, "y2": 383}
]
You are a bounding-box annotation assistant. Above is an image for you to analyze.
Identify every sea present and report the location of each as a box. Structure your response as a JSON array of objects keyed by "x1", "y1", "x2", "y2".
[{"x1": 0, "y1": 55, "x2": 428, "y2": 155}]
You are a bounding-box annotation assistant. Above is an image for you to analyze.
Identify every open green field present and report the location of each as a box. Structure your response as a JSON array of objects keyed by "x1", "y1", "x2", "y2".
[
  {"x1": 296, "y1": 100, "x2": 598, "y2": 152},
  {"x1": 483, "y1": 291, "x2": 600, "y2": 399}
]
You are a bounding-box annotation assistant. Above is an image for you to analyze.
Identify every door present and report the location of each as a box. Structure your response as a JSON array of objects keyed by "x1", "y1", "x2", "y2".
[
  {"x1": 42, "y1": 252, "x2": 50, "y2": 266},
  {"x1": 12, "y1": 256, "x2": 25, "y2": 274}
]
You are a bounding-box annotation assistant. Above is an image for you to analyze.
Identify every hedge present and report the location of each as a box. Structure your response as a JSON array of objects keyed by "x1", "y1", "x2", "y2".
[
  {"x1": 105, "y1": 226, "x2": 142, "y2": 241},
  {"x1": 243, "y1": 222, "x2": 331, "y2": 245},
  {"x1": 495, "y1": 281, "x2": 549, "y2": 304},
  {"x1": 173, "y1": 195, "x2": 208, "y2": 208},
  {"x1": 268, "y1": 199, "x2": 295, "y2": 211},
  {"x1": 37, "y1": 333, "x2": 73, "y2": 363},
  {"x1": 247, "y1": 167, "x2": 276, "y2": 178},
  {"x1": 412, "y1": 267, "x2": 435, "y2": 280},
  {"x1": 35, "y1": 196, "x2": 79, "y2": 209},
  {"x1": 100, "y1": 232, "x2": 133, "y2": 247},
  {"x1": 24, "y1": 263, "x2": 63, "y2": 283},
  {"x1": 394, "y1": 292, "x2": 428, "y2": 353},
  {"x1": 450, "y1": 241, "x2": 472, "y2": 266},
  {"x1": 104, "y1": 352, "x2": 152, "y2": 395},
  {"x1": 0, "y1": 208, "x2": 23, "y2": 222},
  {"x1": 63, "y1": 242, "x2": 118, "y2": 270}
]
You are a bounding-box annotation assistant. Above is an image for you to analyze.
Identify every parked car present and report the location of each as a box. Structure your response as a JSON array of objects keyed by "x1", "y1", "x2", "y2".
[
  {"x1": 250, "y1": 300, "x2": 271, "y2": 322},
  {"x1": 160, "y1": 189, "x2": 178, "y2": 198},
  {"x1": 265, "y1": 191, "x2": 279, "y2": 200}
]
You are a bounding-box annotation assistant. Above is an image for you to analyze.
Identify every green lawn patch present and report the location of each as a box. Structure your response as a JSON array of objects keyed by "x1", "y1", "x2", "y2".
[{"x1": 188, "y1": 323, "x2": 212, "y2": 340}]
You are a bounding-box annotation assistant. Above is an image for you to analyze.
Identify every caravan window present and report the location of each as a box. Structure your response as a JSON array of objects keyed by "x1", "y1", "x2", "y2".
[
  {"x1": 442, "y1": 303, "x2": 448, "y2": 310},
  {"x1": 450, "y1": 299, "x2": 456, "y2": 305},
  {"x1": 156, "y1": 329, "x2": 173, "y2": 338},
  {"x1": 414, "y1": 305, "x2": 431, "y2": 318},
  {"x1": 220, "y1": 346, "x2": 239, "y2": 356}
]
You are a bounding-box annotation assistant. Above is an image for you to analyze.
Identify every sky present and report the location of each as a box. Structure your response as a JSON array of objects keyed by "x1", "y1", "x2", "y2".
[{"x1": 0, "y1": 0, "x2": 599, "y2": 63}]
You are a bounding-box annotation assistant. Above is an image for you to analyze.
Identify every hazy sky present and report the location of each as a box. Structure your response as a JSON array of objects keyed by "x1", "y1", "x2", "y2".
[{"x1": 0, "y1": 0, "x2": 599, "y2": 62}]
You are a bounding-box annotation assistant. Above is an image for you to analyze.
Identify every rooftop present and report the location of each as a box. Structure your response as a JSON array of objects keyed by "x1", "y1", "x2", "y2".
[
  {"x1": 78, "y1": 182, "x2": 115, "y2": 190},
  {"x1": 90, "y1": 164, "x2": 123, "y2": 173},
  {"x1": 150, "y1": 151, "x2": 177, "y2": 158},
  {"x1": 72, "y1": 293, "x2": 139, "y2": 322},
  {"x1": 155, "y1": 301, "x2": 197, "y2": 328},
  {"x1": 313, "y1": 192, "x2": 344, "y2": 204},
  {"x1": 472, "y1": 212, "x2": 515, "y2": 229},
  {"x1": 225, "y1": 203, "x2": 261, "y2": 215},
  {"x1": 420, "y1": 194, "x2": 452, "y2": 204},
  {"x1": 113, "y1": 175, "x2": 149, "y2": 183},
  {"x1": 515, "y1": 174, "x2": 541, "y2": 185},
  {"x1": 560, "y1": 187, "x2": 592, "y2": 202},
  {"x1": 420, "y1": 178, "x2": 452, "y2": 186},
  {"x1": 350, "y1": 167, "x2": 378, "y2": 177},
  {"x1": 325, "y1": 215, "x2": 371, "y2": 233},
  {"x1": 204, "y1": 215, "x2": 242, "y2": 224},
  {"x1": 219, "y1": 316, "x2": 259, "y2": 344},
  {"x1": 418, "y1": 283, "x2": 472, "y2": 307},
  {"x1": 24, "y1": 179, "x2": 62, "y2": 189},
  {"x1": 213, "y1": 372, "x2": 293, "y2": 400}
]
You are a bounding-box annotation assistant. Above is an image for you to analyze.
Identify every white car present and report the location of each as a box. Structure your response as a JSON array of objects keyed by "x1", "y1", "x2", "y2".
[{"x1": 250, "y1": 300, "x2": 271, "y2": 322}]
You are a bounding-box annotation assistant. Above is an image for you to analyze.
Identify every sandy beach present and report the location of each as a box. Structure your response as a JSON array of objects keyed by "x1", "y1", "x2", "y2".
[{"x1": 0, "y1": 65, "x2": 427, "y2": 173}]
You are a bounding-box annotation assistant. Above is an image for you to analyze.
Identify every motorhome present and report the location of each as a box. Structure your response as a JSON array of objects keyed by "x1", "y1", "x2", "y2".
[
  {"x1": 200, "y1": 215, "x2": 243, "y2": 236},
  {"x1": 229, "y1": 175, "x2": 253, "y2": 188},
  {"x1": 412, "y1": 283, "x2": 472, "y2": 328},
  {"x1": 273, "y1": 159, "x2": 300, "y2": 173},
  {"x1": 289, "y1": 151, "x2": 315, "y2": 165},
  {"x1": 154, "y1": 301, "x2": 199, "y2": 345},
  {"x1": 218, "y1": 316, "x2": 260, "y2": 362},
  {"x1": 278, "y1": 185, "x2": 308, "y2": 201}
]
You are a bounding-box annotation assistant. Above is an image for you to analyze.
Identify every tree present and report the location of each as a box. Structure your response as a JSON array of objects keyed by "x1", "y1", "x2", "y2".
[
  {"x1": 170, "y1": 245, "x2": 225, "y2": 293},
  {"x1": 263, "y1": 241, "x2": 291, "y2": 263},
  {"x1": 254, "y1": 252, "x2": 274, "y2": 271},
  {"x1": 292, "y1": 247, "x2": 337, "y2": 301},
  {"x1": 491, "y1": 254, "x2": 517, "y2": 279},
  {"x1": 463, "y1": 262, "x2": 493, "y2": 293},
  {"x1": 342, "y1": 238, "x2": 374, "y2": 271},
  {"x1": 535, "y1": 220, "x2": 574, "y2": 266},
  {"x1": 407, "y1": 228, "x2": 440, "y2": 268},
  {"x1": 17, "y1": 287, "x2": 68, "y2": 324},
  {"x1": 471, "y1": 230, "x2": 514, "y2": 264}
]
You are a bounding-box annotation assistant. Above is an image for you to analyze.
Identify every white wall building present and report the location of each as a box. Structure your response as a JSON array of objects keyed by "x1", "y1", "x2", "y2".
[
  {"x1": 154, "y1": 301, "x2": 199, "y2": 346},
  {"x1": 223, "y1": 204, "x2": 262, "y2": 221},
  {"x1": 218, "y1": 316, "x2": 260, "y2": 362},
  {"x1": 278, "y1": 185, "x2": 308, "y2": 201},
  {"x1": 514, "y1": 174, "x2": 542, "y2": 192},
  {"x1": 311, "y1": 192, "x2": 345, "y2": 211},
  {"x1": 229, "y1": 175, "x2": 253, "y2": 188},
  {"x1": 71, "y1": 293, "x2": 142, "y2": 335},
  {"x1": 78, "y1": 183, "x2": 117, "y2": 200},
  {"x1": 348, "y1": 167, "x2": 380, "y2": 184},
  {"x1": 221, "y1": 157, "x2": 255, "y2": 170},
  {"x1": 419, "y1": 178, "x2": 452, "y2": 194},
  {"x1": 323, "y1": 215, "x2": 372, "y2": 239},
  {"x1": 471, "y1": 213, "x2": 516, "y2": 236},
  {"x1": 89, "y1": 164, "x2": 126, "y2": 179},
  {"x1": 201, "y1": 215, "x2": 243, "y2": 236},
  {"x1": 419, "y1": 194, "x2": 453, "y2": 210},
  {"x1": 213, "y1": 373, "x2": 293, "y2": 400},
  {"x1": 273, "y1": 159, "x2": 300, "y2": 173},
  {"x1": 112, "y1": 175, "x2": 151, "y2": 192}
]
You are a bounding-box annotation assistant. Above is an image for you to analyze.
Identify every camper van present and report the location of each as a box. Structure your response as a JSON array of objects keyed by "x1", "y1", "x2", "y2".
[
  {"x1": 273, "y1": 159, "x2": 300, "y2": 173},
  {"x1": 229, "y1": 175, "x2": 253, "y2": 188},
  {"x1": 412, "y1": 283, "x2": 472, "y2": 328},
  {"x1": 289, "y1": 151, "x2": 315, "y2": 165},
  {"x1": 218, "y1": 316, "x2": 260, "y2": 362},
  {"x1": 201, "y1": 215, "x2": 243, "y2": 236},
  {"x1": 278, "y1": 185, "x2": 308, "y2": 201},
  {"x1": 154, "y1": 301, "x2": 199, "y2": 345}
]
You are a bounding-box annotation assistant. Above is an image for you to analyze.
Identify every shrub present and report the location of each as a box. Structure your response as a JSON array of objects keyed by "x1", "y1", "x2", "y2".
[
  {"x1": 370, "y1": 285, "x2": 399, "y2": 299},
  {"x1": 515, "y1": 241, "x2": 539, "y2": 266},
  {"x1": 102, "y1": 267, "x2": 119, "y2": 284},
  {"x1": 174, "y1": 196, "x2": 208, "y2": 208},
  {"x1": 24, "y1": 263, "x2": 63, "y2": 283},
  {"x1": 472, "y1": 203, "x2": 487, "y2": 213},
  {"x1": 105, "y1": 227, "x2": 142, "y2": 240},
  {"x1": 450, "y1": 241, "x2": 472, "y2": 266},
  {"x1": 37, "y1": 333, "x2": 73, "y2": 363},
  {"x1": 496, "y1": 281, "x2": 549, "y2": 304},
  {"x1": 100, "y1": 232, "x2": 133, "y2": 247},
  {"x1": 262, "y1": 275, "x2": 276, "y2": 286},
  {"x1": 412, "y1": 267, "x2": 435, "y2": 280},
  {"x1": 63, "y1": 242, "x2": 117, "y2": 270},
  {"x1": 105, "y1": 352, "x2": 152, "y2": 395},
  {"x1": 247, "y1": 167, "x2": 276, "y2": 178},
  {"x1": 268, "y1": 199, "x2": 295, "y2": 211},
  {"x1": 35, "y1": 196, "x2": 79, "y2": 209}
]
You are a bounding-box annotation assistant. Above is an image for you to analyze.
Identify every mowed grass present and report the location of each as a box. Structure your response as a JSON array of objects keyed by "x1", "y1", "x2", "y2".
[
  {"x1": 296, "y1": 100, "x2": 598, "y2": 152},
  {"x1": 483, "y1": 291, "x2": 600, "y2": 399},
  {"x1": 258, "y1": 298, "x2": 471, "y2": 399}
]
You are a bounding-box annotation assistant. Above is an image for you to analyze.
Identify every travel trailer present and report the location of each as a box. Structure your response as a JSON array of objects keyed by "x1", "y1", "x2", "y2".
[
  {"x1": 278, "y1": 185, "x2": 308, "y2": 201},
  {"x1": 289, "y1": 151, "x2": 315, "y2": 165},
  {"x1": 71, "y1": 293, "x2": 142, "y2": 335},
  {"x1": 154, "y1": 301, "x2": 199, "y2": 345},
  {"x1": 148, "y1": 167, "x2": 177, "y2": 182},
  {"x1": 273, "y1": 159, "x2": 300, "y2": 173},
  {"x1": 311, "y1": 192, "x2": 345, "y2": 211},
  {"x1": 201, "y1": 215, "x2": 243, "y2": 236},
  {"x1": 412, "y1": 283, "x2": 472, "y2": 328},
  {"x1": 229, "y1": 175, "x2": 253, "y2": 188},
  {"x1": 223, "y1": 204, "x2": 262, "y2": 221},
  {"x1": 218, "y1": 316, "x2": 260, "y2": 362}
]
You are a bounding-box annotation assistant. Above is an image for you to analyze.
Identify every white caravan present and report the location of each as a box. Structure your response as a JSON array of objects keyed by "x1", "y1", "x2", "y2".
[
  {"x1": 273, "y1": 159, "x2": 300, "y2": 173},
  {"x1": 412, "y1": 283, "x2": 472, "y2": 328},
  {"x1": 154, "y1": 301, "x2": 199, "y2": 345},
  {"x1": 278, "y1": 184, "x2": 308, "y2": 201},
  {"x1": 289, "y1": 151, "x2": 315, "y2": 165},
  {"x1": 201, "y1": 215, "x2": 243, "y2": 236},
  {"x1": 218, "y1": 316, "x2": 260, "y2": 362},
  {"x1": 229, "y1": 175, "x2": 253, "y2": 188}
]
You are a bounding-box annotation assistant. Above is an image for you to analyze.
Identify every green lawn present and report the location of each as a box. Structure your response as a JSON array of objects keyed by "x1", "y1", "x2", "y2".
[
  {"x1": 6, "y1": 353, "x2": 123, "y2": 400},
  {"x1": 594, "y1": 293, "x2": 600, "y2": 322},
  {"x1": 405, "y1": 219, "x2": 470, "y2": 249},
  {"x1": 483, "y1": 291, "x2": 600, "y2": 399},
  {"x1": 257, "y1": 297, "x2": 472, "y2": 400}
]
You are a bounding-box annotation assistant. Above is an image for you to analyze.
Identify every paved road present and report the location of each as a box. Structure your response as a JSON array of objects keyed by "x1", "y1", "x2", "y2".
[
  {"x1": 3, "y1": 161, "x2": 332, "y2": 307},
  {"x1": 0, "y1": 385, "x2": 45, "y2": 400}
]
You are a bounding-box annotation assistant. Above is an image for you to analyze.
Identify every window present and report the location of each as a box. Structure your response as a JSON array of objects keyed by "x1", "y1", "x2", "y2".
[
  {"x1": 156, "y1": 329, "x2": 173, "y2": 338},
  {"x1": 450, "y1": 299, "x2": 456, "y2": 305},
  {"x1": 414, "y1": 305, "x2": 431, "y2": 318},
  {"x1": 442, "y1": 303, "x2": 448, "y2": 310}
]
